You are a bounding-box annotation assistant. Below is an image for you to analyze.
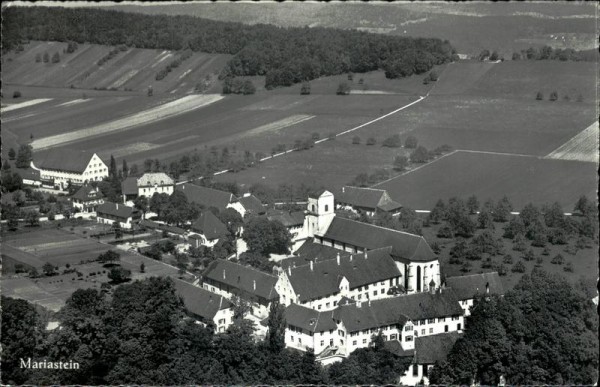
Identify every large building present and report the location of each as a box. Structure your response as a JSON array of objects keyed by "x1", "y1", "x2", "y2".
[
  {"x1": 122, "y1": 172, "x2": 174, "y2": 202},
  {"x1": 32, "y1": 150, "x2": 108, "y2": 190},
  {"x1": 177, "y1": 183, "x2": 237, "y2": 210},
  {"x1": 335, "y1": 186, "x2": 402, "y2": 216},
  {"x1": 302, "y1": 190, "x2": 441, "y2": 295}
]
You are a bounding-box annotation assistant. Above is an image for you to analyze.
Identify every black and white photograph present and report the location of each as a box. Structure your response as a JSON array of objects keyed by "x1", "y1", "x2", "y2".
[{"x1": 1, "y1": 1, "x2": 598, "y2": 385}]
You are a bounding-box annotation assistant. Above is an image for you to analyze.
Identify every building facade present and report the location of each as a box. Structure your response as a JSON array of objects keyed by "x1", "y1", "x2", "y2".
[{"x1": 32, "y1": 151, "x2": 108, "y2": 190}]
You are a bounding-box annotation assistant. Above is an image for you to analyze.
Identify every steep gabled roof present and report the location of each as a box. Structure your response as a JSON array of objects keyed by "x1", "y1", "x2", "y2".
[
  {"x1": 445, "y1": 272, "x2": 504, "y2": 301},
  {"x1": 191, "y1": 211, "x2": 229, "y2": 240},
  {"x1": 96, "y1": 202, "x2": 135, "y2": 219},
  {"x1": 336, "y1": 186, "x2": 402, "y2": 212},
  {"x1": 173, "y1": 279, "x2": 232, "y2": 321},
  {"x1": 35, "y1": 150, "x2": 101, "y2": 173},
  {"x1": 203, "y1": 259, "x2": 279, "y2": 301},
  {"x1": 334, "y1": 289, "x2": 463, "y2": 333},
  {"x1": 284, "y1": 303, "x2": 337, "y2": 333},
  {"x1": 321, "y1": 217, "x2": 436, "y2": 262},
  {"x1": 288, "y1": 247, "x2": 400, "y2": 302},
  {"x1": 415, "y1": 332, "x2": 462, "y2": 364},
  {"x1": 137, "y1": 172, "x2": 174, "y2": 187},
  {"x1": 238, "y1": 194, "x2": 266, "y2": 215},
  {"x1": 72, "y1": 185, "x2": 104, "y2": 201},
  {"x1": 121, "y1": 177, "x2": 138, "y2": 195},
  {"x1": 176, "y1": 183, "x2": 236, "y2": 209},
  {"x1": 266, "y1": 210, "x2": 305, "y2": 228}
]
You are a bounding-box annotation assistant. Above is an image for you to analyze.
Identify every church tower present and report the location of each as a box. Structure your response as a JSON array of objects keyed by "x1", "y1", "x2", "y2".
[{"x1": 304, "y1": 190, "x2": 335, "y2": 237}]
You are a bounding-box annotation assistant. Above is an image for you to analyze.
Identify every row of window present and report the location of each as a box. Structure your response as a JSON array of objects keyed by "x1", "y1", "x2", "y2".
[{"x1": 85, "y1": 168, "x2": 107, "y2": 175}]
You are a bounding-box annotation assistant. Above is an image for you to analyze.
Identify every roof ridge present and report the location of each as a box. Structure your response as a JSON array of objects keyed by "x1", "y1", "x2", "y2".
[
  {"x1": 336, "y1": 217, "x2": 422, "y2": 238},
  {"x1": 219, "y1": 259, "x2": 278, "y2": 279},
  {"x1": 343, "y1": 185, "x2": 386, "y2": 193}
]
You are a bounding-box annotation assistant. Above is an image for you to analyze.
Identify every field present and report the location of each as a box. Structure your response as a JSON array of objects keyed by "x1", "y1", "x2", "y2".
[{"x1": 546, "y1": 121, "x2": 599, "y2": 163}]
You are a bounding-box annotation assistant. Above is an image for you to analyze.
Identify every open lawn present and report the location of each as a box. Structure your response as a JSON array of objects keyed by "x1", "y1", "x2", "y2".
[{"x1": 376, "y1": 151, "x2": 597, "y2": 211}]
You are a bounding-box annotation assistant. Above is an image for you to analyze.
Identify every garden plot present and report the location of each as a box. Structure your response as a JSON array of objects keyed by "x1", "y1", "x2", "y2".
[{"x1": 30, "y1": 94, "x2": 224, "y2": 150}]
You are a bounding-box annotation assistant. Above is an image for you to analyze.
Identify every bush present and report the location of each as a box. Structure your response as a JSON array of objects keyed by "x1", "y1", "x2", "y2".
[
  {"x1": 460, "y1": 261, "x2": 472, "y2": 273},
  {"x1": 523, "y1": 249, "x2": 535, "y2": 261},
  {"x1": 503, "y1": 254, "x2": 513, "y2": 264},
  {"x1": 498, "y1": 263, "x2": 508, "y2": 276},
  {"x1": 352, "y1": 136, "x2": 361, "y2": 145},
  {"x1": 551, "y1": 253, "x2": 564, "y2": 265},
  {"x1": 382, "y1": 134, "x2": 402, "y2": 148},
  {"x1": 336, "y1": 82, "x2": 351, "y2": 95},
  {"x1": 410, "y1": 146, "x2": 430, "y2": 163},
  {"x1": 549, "y1": 91, "x2": 558, "y2": 101},
  {"x1": 429, "y1": 70, "x2": 439, "y2": 81},
  {"x1": 563, "y1": 262, "x2": 574, "y2": 272},
  {"x1": 300, "y1": 81, "x2": 311, "y2": 95},
  {"x1": 512, "y1": 261, "x2": 526, "y2": 273},
  {"x1": 404, "y1": 135, "x2": 418, "y2": 149},
  {"x1": 536, "y1": 91, "x2": 543, "y2": 100},
  {"x1": 13, "y1": 90, "x2": 22, "y2": 98},
  {"x1": 535, "y1": 256, "x2": 544, "y2": 267},
  {"x1": 366, "y1": 137, "x2": 376, "y2": 146},
  {"x1": 437, "y1": 224, "x2": 454, "y2": 238}
]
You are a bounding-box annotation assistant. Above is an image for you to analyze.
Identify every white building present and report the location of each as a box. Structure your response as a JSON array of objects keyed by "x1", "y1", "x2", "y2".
[
  {"x1": 227, "y1": 193, "x2": 266, "y2": 218},
  {"x1": 32, "y1": 151, "x2": 108, "y2": 190},
  {"x1": 122, "y1": 172, "x2": 174, "y2": 202},
  {"x1": 189, "y1": 211, "x2": 229, "y2": 248},
  {"x1": 71, "y1": 185, "x2": 105, "y2": 213},
  {"x1": 96, "y1": 202, "x2": 140, "y2": 229},
  {"x1": 174, "y1": 279, "x2": 234, "y2": 333},
  {"x1": 335, "y1": 186, "x2": 402, "y2": 216}
]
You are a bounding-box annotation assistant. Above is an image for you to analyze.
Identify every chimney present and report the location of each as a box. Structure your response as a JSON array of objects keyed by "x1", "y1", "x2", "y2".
[
  {"x1": 368, "y1": 300, "x2": 371, "y2": 307},
  {"x1": 342, "y1": 186, "x2": 345, "y2": 193},
  {"x1": 310, "y1": 260, "x2": 314, "y2": 271},
  {"x1": 116, "y1": 203, "x2": 119, "y2": 210},
  {"x1": 288, "y1": 266, "x2": 292, "y2": 276},
  {"x1": 336, "y1": 252, "x2": 340, "y2": 265},
  {"x1": 486, "y1": 281, "x2": 490, "y2": 294},
  {"x1": 253, "y1": 280, "x2": 256, "y2": 291},
  {"x1": 349, "y1": 254, "x2": 353, "y2": 262},
  {"x1": 364, "y1": 250, "x2": 368, "y2": 259},
  {"x1": 223, "y1": 269, "x2": 226, "y2": 279},
  {"x1": 356, "y1": 300, "x2": 362, "y2": 308}
]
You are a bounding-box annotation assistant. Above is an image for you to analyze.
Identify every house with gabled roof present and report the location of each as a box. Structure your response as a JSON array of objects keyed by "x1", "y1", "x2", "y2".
[
  {"x1": 228, "y1": 193, "x2": 266, "y2": 218},
  {"x1": 302, "y1": 188, "x2": 440, "y2": 295},
  {"x1": 71, "y1": 185, "x2": 105, "y2": 213},
  {"x1": 122, "y1": 172, "x2": 174, "y2": 202},
  {"x1": 190, "y1": 211, "x2": 229, "y2": 248},
  {"x1": 267, "y1": 209, "x2": 307, "y2": 252},
  {"x1": 176, "y1": 183, "x2": 237, "y2": 210},
  {"x1": 32, "y1": 150, "x2": 108, "y2": 190},
  {"x1": 202, "y1": 259, "x2": 279, "y2": 318},
  {"x1": 96, "y1": 202, "x2": 140, "y2": 229},
  {"x1": 275, "y1": 247, "x2": 403, "y2": 311},
  {"x1": 335, "y1": 186, "x2": 403, "y2": 216},
  {"x1": 445, "y1": 271, "x2": 504, "y2": 316},
  {"x1": 173, "y1": 279, "x2": 234, "y2": 333}
]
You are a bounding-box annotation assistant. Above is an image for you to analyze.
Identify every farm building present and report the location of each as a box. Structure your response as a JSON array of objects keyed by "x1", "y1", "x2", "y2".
[
  {"x1": 445, "y1": 272, "x2": 504, "y2": 316},
  {"x1": 32, "y1": 150, "x2": 108, "y2": 190},
  {"x1": 229, "y1": 193, "x2": 266, "y2": 218},
  {"x1": 122, "y1": 172, "x2": 174, "y2": 202},
  {"x1": 190, "y1": 211, "x2": 229, "y2": 248},
  {"x1": 202, "y1": 259, "x2": 279, "y2": 318},
  {"x1": 71, "y1": 185, "x2": 105, "y2": 213},
  {"x1": 274, "y1": 247, "x2": 403, "y2": 311},
  {"x1": 173, "y1": 279, "x2": 234, "y2": 333},
  {"x1": 96, "y1": 202, "x2": 140, "y2": 229},
  {"x1": 282, "y1": 287, "x2": 464, "y2": 365},
  {"x1": 177, "y1": 183, "x2": 237, "y2": 210},
  {"x1": 335, "y1": 186, "x2": 402, "y2": 216},
  {"x1": 302, "y1": 190, "x2": 440, "y2": 295}
]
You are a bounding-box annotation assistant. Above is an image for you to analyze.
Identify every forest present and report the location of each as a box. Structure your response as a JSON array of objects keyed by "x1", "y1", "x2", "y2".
[{"x1": 2, "y1": 6, "x2": 456, "y2": 88}]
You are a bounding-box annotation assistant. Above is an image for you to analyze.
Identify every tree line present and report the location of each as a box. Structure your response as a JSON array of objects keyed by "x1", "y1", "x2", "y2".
[
  {"x1": 3, "y1": 7, "x2": 456, "y2": 88},
  {"x1": 1, "y1": 278, "x2": 410, "y2": 385}
]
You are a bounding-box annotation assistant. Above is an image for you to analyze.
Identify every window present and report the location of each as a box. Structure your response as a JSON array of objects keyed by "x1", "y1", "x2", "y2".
[
  {"x1": 374, "y1": 290, "x2": 378, "y2": 296},
  {"x1": 326, "y1": 302, "x2": 330, "y2": 308},
  {"x1": 452, "y1": 316, "x2": 460, "y2": 321},
  {"x1": 340, "y1": 339, "x2": 344, "y2": 345},
  {"x1": 298, "y1": 338, "x2": 302, "y2": 344},
  {"x1": 333, "y1": 301, "x2": 337, "y2": 306},
  {"x1": 325, "y1": 205, "x2": 329, "y2": 211},
  {"x1": 421, "y1": 329, "x2": 425, "y2": 335},
  {"x1": 318, "y1": 305, "x2": 322, "y2": 310},
  {"x1": 381, "y1": 281, "x2": 385, "y2": 285},
  {"x1": 330, "y1": 339, "x2": 333, "y2": 346},
  {"x1": 422, "y1": 364, "x2": 428, "y2": 377},
  {"x1": 444, "y1": 325, "x2": 449, "y2": 332},
  {"x1": 390, "y1": 334, "x2": 397, "y2": 340},
  {"x1": 405, "y1": 335, "x2": 413, "y2": 342},
  {"x1": 438, "y1": 318, "x2": 445, "y2": 323},
  {"x1": 457, "y1": 323, "x2": 462, "y2": 331},
  {"x1": 358, "y1": 294, "x2": 362, "y2": 300},
  {"x1": 218, "y1": 319, "x2": 225, "y2": 324},
  {"x1": 291, "y1": 336, "x2": 294, "y2": 342},
  {"x1": 320, "y1": 340, "x2": 324, "y2": 346},
  {"x1": 363, "y1": 339, "x2": 367, "y2": 344},
  {"x1": 338, "y1": 330, "x2": 345, "y2": 337},
  {"x1": 429, "y1": 328, "x2": 433, "y2": 334},
  {"x1": 420, "y1": 320, "x2": 426, "y2": 325},
  {"x1": 365, "y1": 285, "x2": 369, "y2": 289},
  {"x1": 428, "y1": 319, "x2": 435, "y2": 324},
  {"x1": 353, "y1": 340, "x2": 357, "y2": 346},
  {"x1": 389, "y1": 279, "x2": 393, "y2": 286},
  {"x1": 413, "y1": 365, "x2": 419, "y2": 377}
]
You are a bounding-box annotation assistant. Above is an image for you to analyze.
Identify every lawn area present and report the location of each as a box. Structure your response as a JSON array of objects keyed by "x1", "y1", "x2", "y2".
[
  {"x1": 420, "y1": 218, "x2": 599, "y2": 293},
  {"x1": 376, "y1": 151, "x2": 597, "y2": 211}
]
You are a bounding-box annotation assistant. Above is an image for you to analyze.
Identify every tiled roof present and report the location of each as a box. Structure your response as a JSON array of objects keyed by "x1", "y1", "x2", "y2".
[
  {"x1": 238, "y1": 195, "x2": 266, "y2": 215},
  {"x1": 308, "y1": 189, "x2": 331, "y2": 199},
  {"x1": 266, "y1": 210, "x2": 305, "y2": 228},
  {"x1": 173, "y1": 279, "x2": 232, "y2": 320},
  {"x1": 415, "y1": 332, "x2": 462, "y2": 364},
  {"x1": 203, "y1": 259, "x2": 279, "y2": 301},
  {"x1": 35, "y1": 150, "x2": 100, "y2": 173},
  {"x1": 284, "y1": 303, "x2": 337, "y2": 333},
  {"x1": 138, "y1": 219, "x2": 186, "y2": 235},
  {"x1": 17, "y1": 168, "x2": 41, "y2": 181},
  {"x1": 138, "y1": 172, "x2": 174, "y2": 187},
  {"x1": 176, "y1": 183, "x2": 236, "y2": 209},
  {"x1": 280, "y1": 242, "x2": 342, "y2": 270},
  {"x1": 72, "y1": 185, "x2": 104, "y2": 201},
  {"x1": 287, "y1": 247, "x2": 400, "y2": 302},
  {"x1": 445, "y1": 272, "x2": 504, "y2": 301},
  {"x1": 336, "y1": 186, "x2": 402, "y2": 212},
  {"x1": 96, "y1": 202, "x2": 135, "y2": 219},
  {"x1": 121, "y1": 177, "x2": 138, "y2": 195},
  {"x1": 334, "y1": 289, "x2": 463, "y2": 333},
  {"x1": 191, "y1": 211, "x2": 229, "y2": 240},
  {"x1": 321, "y1": 217, "x2": 436, "y2": 262},
  {"x1": 384, "y1": 340, "x2": 415, "y2": 357}
]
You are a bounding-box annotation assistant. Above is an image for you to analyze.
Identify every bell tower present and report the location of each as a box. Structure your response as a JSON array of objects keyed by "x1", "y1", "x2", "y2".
[{"x1": 304, "y1": 190, "x2": 335, "y2": 237}]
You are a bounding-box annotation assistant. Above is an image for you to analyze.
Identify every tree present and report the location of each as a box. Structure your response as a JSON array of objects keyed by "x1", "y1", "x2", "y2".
[
  {"x1": 467, "y1": 195, "x2": 480, "y2": 214},
  {"x1": 108, "y1": 267, "x2": 131, "y2": 284},
  {"x1": 352, "y1": 135, "x2": 361, "y2": 145},
  {"x1": 98, "y1": 250, "x2": 121, "y2": 265},
  {"x1": 366, "y1": 137, "x2": 376, "y2": 146},
  {"x1": 140, "y1": 262, "x2": 145, "y2": 273},
  {"x1": 563, "y1": 261, "x2": 574, "y2": 272},
  {"x1": 8, "y1": 148, "x2": 16, "y2": 160},
  {"x1": 300, "y1": 81, "x2": 311, "y2": 95},
  {"x1": 477, "y1": 208, "x2": 494, "y2": 229},
  {"x1": 43, "y1": 262, "x2": 56, "y2": 276},
  {"x1": 551, "y1": 253, "x2": 565, "y2": 265},
  {"x1": 242, "y1": 80, "x2": 256, "y2": 95},
  {"x1": 512, "y1": 261, "x2": 526, "y2": 273},
  {"x1": 489, "y1": 51, "x2": 499, "y2": 61},
  {"x1": 403, "y1": 135, "x2": 418, "y2": 149},
  {"x1": 43, "y1": 51, "x2": 50, "y2": 63},
  {"x1": 24, "y1": 210, "x2": 39, "y2": 227},
  {"x1": 112, "y1": 221, "x2": 123, "y2": 239},
  {"x1": 410, "y1": 146, "x2": 430, "y2": 163},
  {"x1": 536, "y1": 91, "x2": 543, "y2": 100},
  {"x1": 478, "y1": 49, "x2": 490, "y2": 61},
  {"x1": 393, "y1": 155, "x2": 409, "y2": 171},
  {"x1": 15, "y1": 144, "x2": 33, "y2": 168},
  {"x1": 52, "y1": 51, "x2": 60, "y2": 63},
  {"x1": 549, "y1": 91, "x2": 558, "y2": 101},
  {"x1": 493, "y1": 196, "x2": 512, "y2": 222},
  {"x1": 265, "y1": 301, "x2": 286, "y2": 353},
  {"x1": 336, "y1": 82, "x2": 351, "y2": 95},
  {"x1": 382, "y1": 134, "x2": 402, "y2": 147},
  {"x1": 242, "y1": 218, "x2": 292, "y2": 256},
  {"x1": 134, "y1": 195, "x2": 148, "y2": 217}
]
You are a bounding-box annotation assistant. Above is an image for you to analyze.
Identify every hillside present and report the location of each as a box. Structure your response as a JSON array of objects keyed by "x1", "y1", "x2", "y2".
[{"x1": 2, "y1": 41, "x2": 230, "y2": 94}]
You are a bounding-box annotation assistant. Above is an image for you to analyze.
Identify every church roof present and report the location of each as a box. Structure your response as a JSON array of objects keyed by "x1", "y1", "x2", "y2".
[
  {"x1": 321, "y1": 217, "x2": 436, "y2": 262},
  {"x1": 445, "y1": 272, "x2": 504, "y2": 301}
]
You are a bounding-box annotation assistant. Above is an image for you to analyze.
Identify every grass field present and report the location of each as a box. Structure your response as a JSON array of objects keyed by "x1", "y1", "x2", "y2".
[
  {"x1": 546, "y1": 121, "x2": 599, "y2": 163},
  {"x1": 375, "y1": 151, "x2": 597, "y2": 210}
]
